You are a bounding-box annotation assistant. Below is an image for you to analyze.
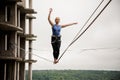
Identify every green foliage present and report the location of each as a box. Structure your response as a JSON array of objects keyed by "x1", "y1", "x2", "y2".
[{"x1": 26, "y1": 70, "x2": 120, "y2": 80}]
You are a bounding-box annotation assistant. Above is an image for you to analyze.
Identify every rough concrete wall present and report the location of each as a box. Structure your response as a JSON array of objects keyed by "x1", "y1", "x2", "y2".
[
  {"x1": 0, "y1": 2, "x2": 5, "y2": 22},
  {"x1": 0, "y1": 31, "x2": 18, "y2": 57},
  {"x1": 9, "y1": 31, "x2": 17, "y2": 57},
  {"x1": 0, "y1": 0, "x2": 29, "y2": 80},
  {"x1": 17, "y1": 0, "x2": 26, "y2": 8},
  {"x1": 20, "y1": 37, "x2": 26, "y2": 59},
  {"x1": 0, "y1": 61, "x2": 5, "y2": 80},
  {"x1": 6, "y1": 61, "x2": 15, "y2": 80},
  {"x1": 0, "y1": 32, "x2": 5, "y2": 51},
  {"x1": 20, "y1": 14, "x2": 26, "y2": 33},
  {"x1": 7, "y1": 2, "x2": 17, "y2": 26}
]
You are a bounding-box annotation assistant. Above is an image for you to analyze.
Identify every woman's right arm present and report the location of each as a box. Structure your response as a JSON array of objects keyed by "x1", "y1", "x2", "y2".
[{"x1": 48, "y1": 8, "x2": 54, "y2": 27}]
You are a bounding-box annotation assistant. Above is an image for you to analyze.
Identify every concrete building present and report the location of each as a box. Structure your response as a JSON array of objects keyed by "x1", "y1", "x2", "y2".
[{"x1": 0, "y1": 0, "x2": 36, "y2": 80}]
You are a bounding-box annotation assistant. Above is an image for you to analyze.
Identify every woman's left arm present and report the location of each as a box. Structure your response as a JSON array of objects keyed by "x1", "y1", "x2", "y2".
[{"x1": 61, "y1": 22, "x2": 78, "y2": 28}]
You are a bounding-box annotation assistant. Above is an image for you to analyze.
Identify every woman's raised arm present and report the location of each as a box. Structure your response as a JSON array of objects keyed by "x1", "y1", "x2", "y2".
[{"x1": 48, "y1": 8, "x2": 54, "y2": 27}]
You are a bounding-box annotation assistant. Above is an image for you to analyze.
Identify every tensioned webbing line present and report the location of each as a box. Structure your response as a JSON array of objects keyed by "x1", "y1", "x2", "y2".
[
  {"x1": 57, "y1": 0, "x2": 104, "y2": 61},
  {"x1": 72, "y1": 0, "x2": 104, "y2": 42},
  {"x1": 0, "y1": 34, "x2": 51, "y2": 63},
  {"x1": 13, "y1": 43, "x2": 53, "y2": 62},
  {"x1": 58, "y1": 0, "x2": 106, "y2": 61},
  {"x1": 12, "y1": 42, "x2": 120, "y2": 63},
  {"x1": 29, "y1": 1, "x2": 104, "y2": 63},
  {"x1": 58, "y1": 0, "x2": 112, "y2": 62}
]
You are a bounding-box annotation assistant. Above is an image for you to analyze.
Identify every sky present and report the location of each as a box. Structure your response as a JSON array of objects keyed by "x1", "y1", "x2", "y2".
[{"x1": 25, "y1": 0, "x2": 120, "y2": 70}]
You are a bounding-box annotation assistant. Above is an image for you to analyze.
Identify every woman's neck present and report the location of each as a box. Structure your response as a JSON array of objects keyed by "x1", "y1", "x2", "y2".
[{"x1": 55, "y1": 24, "x2": 59, "y2": 26}]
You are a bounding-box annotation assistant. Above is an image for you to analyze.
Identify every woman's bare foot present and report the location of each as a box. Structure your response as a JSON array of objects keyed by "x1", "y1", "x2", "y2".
[{"x1": 53, "y1": 59, "x2": 58, "y2": 64}]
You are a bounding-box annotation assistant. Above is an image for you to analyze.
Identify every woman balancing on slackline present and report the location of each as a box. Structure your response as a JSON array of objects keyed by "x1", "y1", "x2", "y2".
[{"x1": 48, "y1": 8, "x2": 78, "y2": 64}]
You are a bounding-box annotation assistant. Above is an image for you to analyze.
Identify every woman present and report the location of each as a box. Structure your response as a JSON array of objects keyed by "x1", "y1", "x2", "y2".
[{"x1": 48, "y1": 8, "x2": 78, "y2": 64}]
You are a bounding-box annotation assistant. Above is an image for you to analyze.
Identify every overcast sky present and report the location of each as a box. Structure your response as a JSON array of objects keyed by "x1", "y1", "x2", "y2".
[{"x1": 25, "y1": 0, "x2": 120, "y2": 70}]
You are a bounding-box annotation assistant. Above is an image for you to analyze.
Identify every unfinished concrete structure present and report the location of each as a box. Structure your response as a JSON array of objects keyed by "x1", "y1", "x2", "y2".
[{"x1": 0, "y1": 0, "x2": 36, "y2": 80}]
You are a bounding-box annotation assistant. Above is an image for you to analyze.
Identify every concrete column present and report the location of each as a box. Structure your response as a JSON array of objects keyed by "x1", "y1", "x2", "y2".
[
  {"x1": 29, "y1": 18, "x2": 32, "y2": 34},
  {"x1": 17, "y1": 9, "x2": 20, "y2": 27},
  {"x1": 23, "y1": 0, "x2": 26, "y2": 8},
  {"x1": 3, "y1": 34, "x2": 6, "y2": 80},
  {"x1": 5, "y1": 35, "x2": 7, "y2": 51},
  {"x1": 17, "y1": 63, "x2": 20, "y2": 80},
  {"x1": 5, "y1": 6, "x2": 7, "y2": 22},
  {"x1": 29, "y1": 0, "x2": 32, "y2": 9},
  {"x1": 4, "y1": 64, "x2": 6, "y2": 80},
  {"x1": 19, "y1": 63, "x2": 25, "y2": 80},
  {"x1": 28, "y1": 40, "x2": 32, "y2": 80},
  {"x1": 15, "y1": 32, "x2": 17, "y2": 57},
  {"x1": 17, "y1": 35, "x2": 21, "y2": 57},
  {"x1": 15, "y1": 3, "x2": 17, "y2": 26},
  {"x1": 28, "y1": 0, "x2": 33, "y2": 80},
  {"x1": 14, "y1": 62, "x2": 17, "y2": 80}
]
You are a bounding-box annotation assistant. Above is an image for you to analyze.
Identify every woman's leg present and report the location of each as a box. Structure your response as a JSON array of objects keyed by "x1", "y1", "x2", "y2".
[
  {"x1": 53, "y1": 38, "x2": 61, "y2": 64},
  {"x1": 52, "y1": 42, "x2": 60, "y2": 64},
  {"x1": 51, "y1": 36, "x2": 61, "y2": 64},
  {"x1": 52, "y1": 43, "x2": 58, "y2": 60},
  {"x1": 51, "y1": 36, "x2": 58, "y2": 63},
  {"x1": 56, "y1": 41, "x2": 61, "y2": 60}
]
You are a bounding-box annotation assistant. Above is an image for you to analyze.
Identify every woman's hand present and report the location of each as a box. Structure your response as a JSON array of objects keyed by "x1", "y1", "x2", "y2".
[
  {"x1": 49, "y1": 8, "x2": 53, "y2": 13},
  {"x1": 73, "y1": 22, "x2": 78, "y2": 25}
]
